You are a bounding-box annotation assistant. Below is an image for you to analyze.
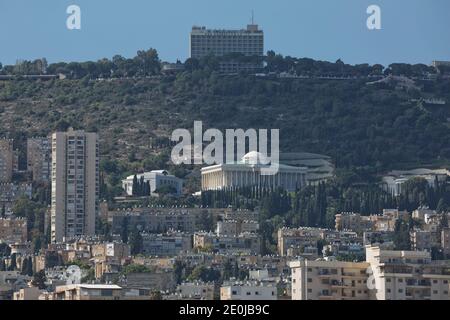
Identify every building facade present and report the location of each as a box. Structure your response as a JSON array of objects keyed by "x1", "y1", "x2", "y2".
[
  {"x1": 220, "y1": 281, "x2": 277, "y2": 300},
  {"x1": 201, "y1": 152, "x2": 307, "y2": 192},
  {"x1": 122, "y1": 170, "x2": 183, "y2": 196},
  {"x1": 51, "y1": 128, "x2": 99, "y2": 243},
  {"x1": 290, "y1": 259, "x2": 371, "y2": 300},
  {"x1": 0, "y1": 218, "x2": 27, "y2": 243},
  {"x1": 190, "y1": 24, "x2": 264, "y2": 73},
  {"x1": 290, "y1": 246, "x2": 450, "y2": 300},
  {"x1": 0, "y1": 139, "x2": 14, "y2": 183},
  {"x1": 27, "y1": 137, "x2": 51, "y2": 183}
]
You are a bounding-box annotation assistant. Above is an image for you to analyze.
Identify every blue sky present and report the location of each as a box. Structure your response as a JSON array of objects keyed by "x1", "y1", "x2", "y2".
[{"x1": 0, "y1": 0, "x2": 449, "y2": 66}]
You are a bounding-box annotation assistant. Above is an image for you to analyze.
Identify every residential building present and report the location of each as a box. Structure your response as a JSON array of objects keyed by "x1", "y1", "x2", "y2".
[
  {"x1": 27, "y1": 137, "x2": 51, "y2": 183},
  {"x1": 51, "y1": 128, "x2": 99, "y2": 243},
  {"x1": 109, "y1": 208, "x2": 198, "y2": 234},
  {"x1": 277, "y1": 227, "x2": 324, "y2": 256},
  {"x1": 220, "y1": 280, "x2": 277, "y2": 300},
  {"x1": 366, "y1": 246, "x2": 450, "y2": 300},
  {"x1": 0, "y1": 217, "x2": 27, "y2": 243},
  {"x1": 363, "y1": 231, "x2": 395, "y2": 249},
  {"x1": 216, "y1": 219, "x2": 259, "y2": 236},
  {"x1": 410, "y1": 230, "x2": 438, "y2": 251},
  {"x1": 122, "y1": 271, "x2": 176, "y2": 292},
  {"x1": 194, "y1": 232, "x2": 261, "y2": 255},
  {"x1": 122, "y1": 170, "x2": 183, "y2": 196},
  {"x1": 0, "y1": 183, "x2": 32, "y2": 215},
  {"x1": 190, "y1": 24, "x2": 264, "y2": 73},
  {"x1": 175, "y1": 281, "x2": 216, "y2": 300},
  {"x1": 142, "y1": 231, "x2": 192, "y2": 256},
  {"x1": 442, "y1": 228, "x2": 450, "y2": 256},
  {"x1": 13, "y1": 287, "x2": 42, "y2": 300},
  {"x1": 201, "y1": 152, "x2": 307, "y2": 192},
  {"x1": 0, "y1": 139, "x2": 14, "y2": 183},
  {"x1": 290, "y1": 259, "x2": 370, "y2": 300},
  {"x1": 51, "y1": 284, "x2": 152, "y2": 300}
]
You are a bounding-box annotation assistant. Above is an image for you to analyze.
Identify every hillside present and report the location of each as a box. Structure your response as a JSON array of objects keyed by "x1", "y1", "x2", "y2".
[{"x1": 1, "y1": 70, "x2": 450, "y2": 170}]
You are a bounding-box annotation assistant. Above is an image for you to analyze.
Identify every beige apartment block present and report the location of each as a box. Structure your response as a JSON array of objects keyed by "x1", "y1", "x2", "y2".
[
  {"x1": 290, "y1": 259, "x2": 370, "y2": 300},
  {"x1": 51, "y1": 128, "x2": 99, "y2": 243},
  {"x1": 366, "y1": 246, "x2": 450, "y2": 300},
  {"x1": 291, "y1": 246, "x2": 450, "y2": 300}
]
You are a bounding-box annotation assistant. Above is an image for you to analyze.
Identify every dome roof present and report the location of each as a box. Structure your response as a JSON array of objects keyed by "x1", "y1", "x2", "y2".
[{"x1": 241, "y1": 151, "x2": 269, "y2": 165}]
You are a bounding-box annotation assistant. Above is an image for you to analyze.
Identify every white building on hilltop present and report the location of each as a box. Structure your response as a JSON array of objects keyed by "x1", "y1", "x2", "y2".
[
  {"x1": 122, "y1": 170, "x2": 183, "y2": 196},
  {"x1": 201, "y1": 151, "x2": 307, "y2": 192}
]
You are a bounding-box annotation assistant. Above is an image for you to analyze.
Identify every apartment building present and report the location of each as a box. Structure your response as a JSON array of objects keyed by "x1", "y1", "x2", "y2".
[
  {"x1": 442, "y1": 228, "x2": 450, "y2": 256},
  {"x1": 0, "y1": 139, "x2": 14, "y2": 183},
  {"x1": 27, "y1": 137, "x2": 51, "y2": 183},
  {"x1": 290, "y1": 259, "x2": 370, "y2": 300},
  {"x1": 51, "y1": 128, "x2": 99, "y2": 243},
  {"x1": 141, "y1": 231, "x2": 192, "y2": 256},
  {"x1": 52, "y1": 284, "x2": 152, "y2": 300},
  {"x1": 110, "y1": 209, "x2": 198, "y2": 234},
  {"x1": 216, "y1": 219, "x2": 259, "y2": 236},
  {"x1": 190, "y1": 24, "x2": 264, "y2": 73},
  {"x1": 194, "y1": 232, "x2": 261, "y2": 255},
  {"x1": 0, "y1": 183, "x2": 32, "y2": 215},
  {"x1": 175, "y1": 281, "x2": 216, "y2": 300},
  {"x1": 410, "y1": 230, "x2": 439, "y2": 251},
  {"x1": 220, "y1": 280, "x2": 277, "y2": 300},
  {"x1": 277, "y1": 227, "x2": 325, "y2": 256},
  {"x1": 366, "y1": 246, "x2": 450, "y2": 300},
  {"x1": 291, "y1": 246, "x2": 450, "y2": 300},
  {"x1": 335, "y1": 211, "x2": 399, "y2": 234},
  {"x1": 0, "y1": 217, "x2": 27, "y2": 243}
]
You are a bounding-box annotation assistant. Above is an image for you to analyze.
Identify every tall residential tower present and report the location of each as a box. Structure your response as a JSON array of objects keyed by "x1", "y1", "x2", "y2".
[{"x1": 51, "y1": 128, "x2": 99, "y2": 243}]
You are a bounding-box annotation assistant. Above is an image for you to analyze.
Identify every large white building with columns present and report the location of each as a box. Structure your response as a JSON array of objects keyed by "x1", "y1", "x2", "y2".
[{"x1": 201, "y1": 152, "x2": 307, "y2": 192}]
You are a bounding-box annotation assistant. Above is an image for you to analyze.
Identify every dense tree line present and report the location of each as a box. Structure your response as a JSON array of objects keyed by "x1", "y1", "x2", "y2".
[{"x1": 2, "y1": 48, "x2": 447, "y2": 80}]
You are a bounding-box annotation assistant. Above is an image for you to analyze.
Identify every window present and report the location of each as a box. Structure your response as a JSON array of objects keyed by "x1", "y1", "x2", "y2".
[
  {"x1": 398, "y1": 279, "x2": 403, "y2": 283},
  {"x1": 307, "y1": 278, "x2": 312, "y2": 283},
  {"x1": 307, "y1": 289, "x2": 312, "y2": 293},
  {"x1": 399, "y1": 289, "x2": 403, "y2": 293},
  {"x1": 101, "y1": 290, "x2": 113, "y2": 297}
]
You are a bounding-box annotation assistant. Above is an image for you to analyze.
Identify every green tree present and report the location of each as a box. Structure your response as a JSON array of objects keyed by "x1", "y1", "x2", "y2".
[
  {"x1": 129, "y1": 229, "x2": 143, "y2": 255},
  {"x1": 32, "y1": 270, "x2": 47, "y2": 289}
]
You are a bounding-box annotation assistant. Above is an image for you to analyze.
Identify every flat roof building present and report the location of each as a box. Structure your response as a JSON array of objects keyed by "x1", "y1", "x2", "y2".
[
  {"x1": 201, "y1": 152, "x2": 307, "y2": 192},
  {"x1": 190, "y1": 24, "x2": 264, "y2": 73}
]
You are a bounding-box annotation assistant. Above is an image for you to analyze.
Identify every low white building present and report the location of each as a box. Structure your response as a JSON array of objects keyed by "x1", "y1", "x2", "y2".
[
  {"x1": 175, "y1": 281, "x2": 215, "y2": 300},
  {"x1": 122, "y1": 170, "x2": 183, "y2": 196},
  {"x1": 220, "y1": 280, "x2": 277, "y2": 300}
]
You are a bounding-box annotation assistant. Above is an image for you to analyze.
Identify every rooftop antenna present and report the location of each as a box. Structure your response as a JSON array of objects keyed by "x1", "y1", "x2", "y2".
[{"x1": 251, "y1": 10, "x2": 254, "y2": 24}]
